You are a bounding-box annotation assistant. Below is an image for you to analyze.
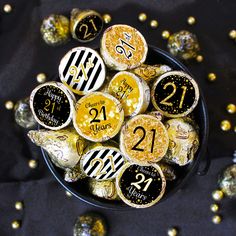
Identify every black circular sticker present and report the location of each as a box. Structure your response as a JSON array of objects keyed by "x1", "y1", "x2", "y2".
[
  {"x1": 32, "y1": 85, "x2": 71, "y2": 128},
  {"x1": 151, "y1": 71, "x2": 199, "y2": 117},
  {"x1": 117, "y1": 164, "x2": 166, "y2": 208},
  {"x1": 75, "y1": 14, "x2": 103, "y2": 42}
]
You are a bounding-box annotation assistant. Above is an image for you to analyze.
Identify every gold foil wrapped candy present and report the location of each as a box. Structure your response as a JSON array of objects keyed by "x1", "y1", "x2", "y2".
[
  {"x1": 40, "y1": 14, "x2": 70, "y2": 46},
  {"x1": 64, "y1": 165, "x2": 86, "y2": 182},
  {"x1": 88, "y1": 178, "x2": 120, "y2": 200},
  {"x1": 164, "y1": 118, "x2": 199, "y2": 166},
  {"x1": 28, "y1": 128, "x2": 87, "y2": 169}
]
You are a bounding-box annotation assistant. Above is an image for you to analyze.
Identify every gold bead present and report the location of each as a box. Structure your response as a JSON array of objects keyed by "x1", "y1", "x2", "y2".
[
  {"x1": 212, "y1": 215, "x2": 222, "y2": 224},
  {"x1": 196, "y1": 55, "x2": 203, "y2": 62},
  {"x1": 207, "y1": 73, "x2": 217, "y2": 82},
  {"x1": 28, "y1": 159, "x2": 38, "y2": 169},
  {"x1": 66, "y1": 191, "x2": 72, "y2": 197},
  {"x1": 229, "y1": 30, "x2": 236, "y2": 39},
  {"x1": 5, "y1": 100, "x2": 14, "y2": 110},
  {"x1": 212, "y1": 190, "x2": 224, "y2": 201},
  {"x1": 3, "y1": 4, "x2": 12, "y2": 13},
  {"x1": 36, "y1": 73, "x2": 46, "y2": 83},
  {"x1": 226, "y1": 104, "x2": 236, "y2": 114},
  {"x1": 11, "y1": 220, "x2": 20, "y2": 229},
  {"x1": 234, "y1": 126, "x2": 236, "y2": 133},
  {"x1": 138, "y1": 13, "x2": 147, "y2": 22},
  {"x1": 162, "y1": 30, "x2": 170, "y2": 39},
  {"x1": 102, "y1": 14, "x2": 112, "y2": 24},
  {"x1": 15, "y1": 201, "x2": 23, "y2": 210},
  {"x1": 210, "y1": 203, "x2": 219, "y2": 213},
  {"x1": 167, "y1": 227, "x2": 178, "y2": 236},
  {"x1": 150, "y1": 20, "x2": 158, "y2": 29},
  {"x1": 187, "y1": 16, "x2": 196, "y2": 25},
  {"x1": 220, "y1": 120, "x2": 231, "y2": 131}
]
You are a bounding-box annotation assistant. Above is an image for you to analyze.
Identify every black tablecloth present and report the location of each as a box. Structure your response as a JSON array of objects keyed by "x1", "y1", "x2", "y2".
[{"x1": 1, "y1": 0, "x2": 236, "y2": 235}]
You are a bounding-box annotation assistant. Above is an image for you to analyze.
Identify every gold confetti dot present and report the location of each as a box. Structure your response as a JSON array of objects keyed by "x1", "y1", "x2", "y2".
[
  {"x1": 162, "y1": 30, "x2": 170, "y2": 39},
  {"x1": 138, "y1": 13, "x2": 147, "y2": 22},
  {"x1": 102, "y1": 14, "x2": 112, "y2": 24},
  {"x1": 220, "y1": 120, "x2": 231, "y2": 131},
  {"x1": 229, "y1": 30, "x2": 236, "y2": 39},
  {"x1": 5, "y1": 100, "x2": 14, "y2": 110},
  {"x1": 66, "y1": 191, "x2": 72, "y2": 197},
  {"x1": 196, "y1": 55, "x2": 203, "y2": 63},
  {"x1": 3, "y1": 4, "x2": 12, "y2": 13},
  {"x1": 212, "y1": 215, "x2": 222, "y2": 224},
  {"x1": 150, "y1": 20, "x2": 158, "y2": 29},
  {"x1": 234, "y1": 126, "x2": 236, "y2": 133},
  {"x1": 11, "y1": 220, "x2": 20, "y2": 229},
  {"x1": 187, "y1": 16, "x2": 196, "y2": 25},
  {"x1": 210, "y1": 203, "x2": 219, "y2": 213},
  {"x1": 36, "y1": 73, "x2": 47, "y2": 83},
  {"x1": 28, "y1": 159, "x2": 38, "y2": 169},
  {"x1": 226, "y1": 104, "x2": 236, "y2": 114},
  {"x1": 167, "y1": 227, "x2": 178, "y2": 236},
  {"x1": 207, "y1": 73, "x2": 217, "y2": 82},
  {"x1": 15, "y1": 201, "x2": 23, "y2": 210},
  {"x1": 212, "y1": 190, "x2": 224, "y2": 201}
]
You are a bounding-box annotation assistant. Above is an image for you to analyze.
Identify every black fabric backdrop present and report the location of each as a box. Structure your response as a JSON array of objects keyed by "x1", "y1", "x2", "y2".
[{"x1": 1, "y1": 0, "x2": 236, "y2": 235}]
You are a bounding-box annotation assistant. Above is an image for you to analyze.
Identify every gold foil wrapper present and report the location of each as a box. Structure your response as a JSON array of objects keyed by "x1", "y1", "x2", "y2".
[
  {"x1": 88, "y1": 178, "x2": 120, "y2": 200},
  {"x1": 64, "y1": 165, "x2": 86, "y2": 182},
  {"x1": 28, "y1": 127, "x2": 87, "y2": 169},
  {"x1": 131, "y1": 64, "x2": 172, "y2": 83},
  {"x1": 164, "y1": 118, "x2": 199, "y2": 166}
]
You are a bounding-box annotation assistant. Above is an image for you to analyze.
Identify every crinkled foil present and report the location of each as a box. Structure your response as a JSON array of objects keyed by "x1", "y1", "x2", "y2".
[
  {"x1": 28, "y1": 127, "x2": 87, "y2": 169},
  {"x1": 64, "y1": 165, "x2": 86, "y2": 182},
  {"x1": 164, "y1": 118, "x2": 199, "y2": 166}
]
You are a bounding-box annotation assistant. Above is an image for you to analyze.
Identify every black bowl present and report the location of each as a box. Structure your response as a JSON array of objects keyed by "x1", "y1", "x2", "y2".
[{"x1": 42, "y1": 46, "x2": 209, "y2": 210}]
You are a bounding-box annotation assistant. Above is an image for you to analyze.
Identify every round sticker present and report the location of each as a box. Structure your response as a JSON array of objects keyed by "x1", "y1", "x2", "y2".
[
  {"x1": 81, "y1": 146, "x2": 126, "y2": 180},
  {"x1": 120, "y1": 115, "x2": 169, "y2": 165},
  {"x1": 30, "y1": 82, "x2": 75, "y2": 130},
  {"x1": 73, "y1": 92, "x2": 124, "y2": 142},
  {"x1": 116, "y1": 163, "x2": 166, "y2": 208},
  {"x1": 59, "y1": 47, "x2": 106, "y2": 95},
  {"x1": 151, "y1": 71, "x2": 199, "y2": 117}
]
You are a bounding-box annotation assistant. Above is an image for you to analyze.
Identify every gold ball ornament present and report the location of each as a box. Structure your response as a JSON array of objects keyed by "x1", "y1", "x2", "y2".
[
  {"x1": 229, "y1": 30, "x2": 236, "y2": 39},
  {"x1": 196, "y1": 55, "x2": 203, "y2": 62},
  {"x1": 15, "y1": 201, "x2": 24, "y2": 210},
  {"x1": 226, "y1": 104, "x2": 236, "y2": 114},
  {"x1": 167, "y1": 227, "x2": 178, "y2": 236},
  {"x1": 66, "y1": 191, "x2": 72, "y2": 197},
  {"x1": 162, "y1": 30, "x2": 170, "y2": 39},
  {"x1": 3, "y1": 4, "x2": 12, "y2": 13},
  {"x1": 212, "y1": 215, "x2": 222, "y2": 224},
  {"x1": 102, "y1": 14, "x2": 112, "y2": 24},
  {"x1": 28, "y1": 159, "x2": 38, "y2": 169},
  {"x1": 212, "y1": 190, "x2": 224, "y2": 201},
  {"x1": 11, "y1": 220, "x2": 20, "y2": 229},
  {"x1": 187, "y1": 16, "x2": 196, "y2": 25},
  {"x1": 220, "y1": 120, "x2": 231, "y2": 131},
  {"x1": 207, "y1": 73, "x2": 217, "y2": 82},
  {"x1": 138, "y1": 13, "x2": 147, "y2": 22},
  {"x1": 210, "y1": 203, "x2": 219, "y2": 213},
  {"x1": 5, "y1": 100, "x2": 14, "y2": 110},
  {"x1": 36, "y1": 73, "x2": 47, "y2": 83},
  {"x1": 150, "y1": 20, "x2": 158, "y2": 28}
]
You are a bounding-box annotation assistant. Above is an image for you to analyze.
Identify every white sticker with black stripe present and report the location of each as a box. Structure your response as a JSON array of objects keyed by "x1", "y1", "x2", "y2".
[
  {"x1": 59, "y1": 47, "x2": 106, "y2": 95},
  {"x1": 81, "y1": 147, "x2": 126, "y2": 180}
]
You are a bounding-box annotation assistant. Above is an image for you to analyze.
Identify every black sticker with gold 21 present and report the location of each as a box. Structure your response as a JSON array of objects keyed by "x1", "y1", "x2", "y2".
[
  {"x1": 116, "y1": 163, "x2": 166, "y2": 208},
  {"x1": 82, "y1": 147, "x2": 125, "y2": 180},
  {"x1": 151, "y1": 71, "x2": 199, "y2": 118},
  {"x1": 59, "y1": 47, "x2": 106, "y2": 95}
]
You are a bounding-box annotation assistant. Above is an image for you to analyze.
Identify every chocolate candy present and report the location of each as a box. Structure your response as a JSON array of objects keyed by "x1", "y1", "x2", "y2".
[
  {"x1": 64, "y1": 165, "x2": 86, "y2": 182},
  {"x1": 120, "y1": 114, "x2": 169, "y2": 165},
  {"x1": 100, "y1": 24, "x2": 148, "y2": 70},
  {"x1": 59, "y1": 47, "x2": 106, "y2": 95},
  {"x1": 116, "y1": 163, "x2": 166, "y2": 208},
  {"x1": 70, "y1": 9, "x2": 103, "y2": 42},
  {"x1": 30, "y1": 82, "x2": 75, "y2": 130},
  {"x1": 108, "y1": 71, "x2": 150, "y2": 117},
  {"x1": 164, "y1": 118, "x2": 199, "y2": 166},
  {"x1": 131, "y1": 64, "x2": 172, "y2": 83},
  {"x1": 73, "y1": 92, "x2": 124, "y2": 142},
  {"x1": 81, "y1": 145, "x2": 126, "y2": 180},
  {"x1": 151, "y1": 71, "x2": 199, "y2": 118}
]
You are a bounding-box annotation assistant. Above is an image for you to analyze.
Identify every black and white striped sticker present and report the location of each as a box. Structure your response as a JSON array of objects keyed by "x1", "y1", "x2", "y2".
[
  {"x1": 59, "y1": 47, "x2": 106, "y2": 95},
  {"x1": 81, "y1": 147, "x2": 126, "y2": 180}
]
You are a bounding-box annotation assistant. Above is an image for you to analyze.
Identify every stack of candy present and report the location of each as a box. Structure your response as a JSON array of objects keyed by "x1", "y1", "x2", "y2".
[{"x1": 28, "y1": 24, "x2": 200, "y2": 208}]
